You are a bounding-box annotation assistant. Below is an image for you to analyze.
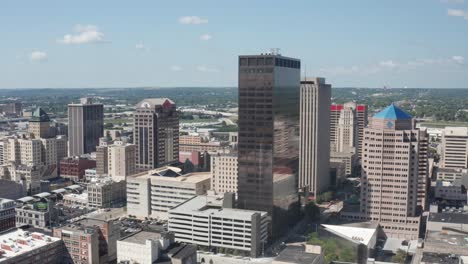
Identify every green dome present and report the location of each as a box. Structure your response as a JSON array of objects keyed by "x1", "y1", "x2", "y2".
[{"x1": 30, "y1": 107, "x2": 50, "y2": 122}]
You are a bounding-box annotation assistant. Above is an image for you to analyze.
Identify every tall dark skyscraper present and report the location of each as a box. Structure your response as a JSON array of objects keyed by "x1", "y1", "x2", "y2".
[
  {"x1": 68, "y1": 98, "x2": 104, "y2": 156},
  {"x1": 237, "y1": 53, "x2": 301, "y2": 236},
  {"x1": 134, "y1": 98, "x2": 179, "y2": 170}
]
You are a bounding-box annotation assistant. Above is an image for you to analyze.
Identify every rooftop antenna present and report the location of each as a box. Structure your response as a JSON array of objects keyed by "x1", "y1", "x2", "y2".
[
  {"x1": 270, "y1": 48, "x2": 281, "y2": 55},
  {"x1": 304, "y1": 64, "x2": 307, "y2": 82}
]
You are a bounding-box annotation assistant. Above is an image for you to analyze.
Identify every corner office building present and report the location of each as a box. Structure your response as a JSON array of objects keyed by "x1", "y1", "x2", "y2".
[
  {"x1": 344, "y1": 104, "x2": 428, "y2": 239},
  {"x1": 237, "y1": 53, "x2": 300, "y2": 236}
]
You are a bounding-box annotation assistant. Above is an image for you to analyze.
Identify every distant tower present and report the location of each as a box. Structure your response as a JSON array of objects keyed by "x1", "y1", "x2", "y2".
[
  {"x1": 28, "y1": 107, "x2": 52, "y2": 139},
  {"x1": 359, "y1": 104, "x2": 428, "y2": 239},
  {"x1": 68, "y1": 98, "x2": 104, "y2": 156},
  {"x1": 298, "y1": 78, "x2": 331, "y2": 196},
  {"x1": 133, "y1": 98, "x2": 179, "y2": 170}
]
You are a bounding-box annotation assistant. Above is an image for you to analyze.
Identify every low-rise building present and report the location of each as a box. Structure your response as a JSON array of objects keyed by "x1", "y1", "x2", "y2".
[
  {"x1": 117, "y1": 231, "x2": 173, "y2": 264},
  {"x1": 0, "y1": 229, "x2": 63, "y2": 264},
  {"x1": 53, "y1": 225, "x2": 100, "y2": 264},
  {"x1": 54, "y1": 214, "x2": 121, "y2": 264},
  {"x1": 60, "y1": 156, "x2": 96, "y2": 182},
  {"x1": 434, "y1": 180, "x2": 467, "y2": 201},
  {"x1": 15, "y1": 199, "x2": 58, "y2": 229},
  {"x1": 168, "y1": 194, "x2": 269, "y2": 257},
  {"x1": 87, "y1": 179, "x2": 126, "y2": 208},
  {"x1": 211, "y1": 154, "x2": 238, "y2": 194},
  {"x1": 0, "y1": 199, "x2": 15, "y2": 232},
  {"x1": 330, "y1": 151, "x2": 358, "y2": 177},
  {"x1": 0, "y1": 179, "x2": 25, "y2": 200},
  {"x1": 63, "y1": 192, "x2": 88, "y2": 208},
  {"x1": 436, "y1": 167, "x2": 468, "y2": 184},
  {"x1": 127, "y1": 166, "x2": 210, "y2": 220}
]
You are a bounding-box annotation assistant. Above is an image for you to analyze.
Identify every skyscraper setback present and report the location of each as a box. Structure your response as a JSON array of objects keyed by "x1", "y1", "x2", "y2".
[
  {"x1": 133, "y1": 98, "x2": 179, "y2": 170},
  {"x1": 237, "y1": 53, "x2": 301, "y2": 236},
  {"x1": 68, "y1": 98, "x2": 104, "y2": 156},
  {"x1": 298, "y1": 78, "x2": 331, "y2": 196}
]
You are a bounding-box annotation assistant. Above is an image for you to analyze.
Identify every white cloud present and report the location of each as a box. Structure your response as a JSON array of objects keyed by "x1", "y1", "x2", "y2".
[
  {"x1": 379, "y1": 60, "x2": 397, "y2": 68},
  {"x1": 452, "y1": 55, "x2": 465, "y2": 64},
  {"x1": 447, "y1": 8, "x2": 465, "y2": 17},
  {"x1": 170, "y1": 65, "x2": 182, "y2": 71},
  {"x1": 200, "y1": 34, "x2": 212, "y2": 41},
  {"x1": 179, "y1": 16, "x2": 208, "y2": 25},
  {"x1": 318, "y1": 56, "x2": 464, "y2": 76},
  {"x1": 30, "y1": 51, "x2": 47, "y2": 62},
  {"x1": 197, "y1": 66, "x2": 219, "y2": 72},
  {"x1": 58, "y1": 24, "x2": 105, "y2": 44},
  {"x1": 135, "y1": 44, "x2": 145, "y2": 49},
  {"x1": 441, "y1": 0, "x2": 464, "y2": 4}
]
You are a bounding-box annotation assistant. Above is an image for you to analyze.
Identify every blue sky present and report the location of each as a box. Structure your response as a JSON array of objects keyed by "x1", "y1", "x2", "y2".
[{"x1": 0, "y1": 0, "x2": 467, "y2": 88}]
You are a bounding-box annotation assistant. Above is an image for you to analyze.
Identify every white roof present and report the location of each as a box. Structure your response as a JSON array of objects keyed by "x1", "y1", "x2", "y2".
[
  {"x1": 16, "y1": 196, "x2": 34, "y2": 203},
  {"x1": 33, "y1": 192, "x2": 51, "y2": 198},
  {"x1": 0, "y1": 229, "x2": 60, "y2": 261},
  {"x1": 321, "y1": 224, "x2": 377, "y2": 246}
]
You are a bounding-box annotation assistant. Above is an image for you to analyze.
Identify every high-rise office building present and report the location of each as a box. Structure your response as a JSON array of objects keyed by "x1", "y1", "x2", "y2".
[
  {"x1": 440, "y1": 127, "x2": 468, "y2": 169},
  {"x1": 237, "y1": 53, "x2": 301, "y2": 235},
  {"x1": 356, "y1": 104, "x2": 428, "y2": 239},
  {"x1": 330, "y1": 103, "x2": 368, "y2": 155},
  {"x1": 298, "y1": 78, "x2": 331, "y2": 196},
  {"x1": 134, "y1": 98, "x2": 179, "y2": 170},
  {"x1": 68, "y1": 98, "x2": 104, "y2": 156},
  {"x1": 335, "y1": 102, "x2": 357, "y2": 154},
  {"x1": 108, "y1": 141, "x2": 136, "y2": 182}
]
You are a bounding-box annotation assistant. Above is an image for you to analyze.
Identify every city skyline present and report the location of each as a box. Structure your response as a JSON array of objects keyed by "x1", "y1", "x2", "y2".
[{"x1": 0, "y1": 0, "x2": 467, "y2": 89}]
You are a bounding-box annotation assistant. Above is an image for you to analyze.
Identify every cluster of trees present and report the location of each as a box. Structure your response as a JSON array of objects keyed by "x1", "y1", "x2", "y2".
[
  {"x1": 308, "y1": 232, "x2": 356, "y2": 263},
  {"x1": 315, "y1": 191, "x2": 334, "y2": 204}
]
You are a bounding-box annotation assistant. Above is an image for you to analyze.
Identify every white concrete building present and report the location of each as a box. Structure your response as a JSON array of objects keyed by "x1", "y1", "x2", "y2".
[
  {"x1": 168, "y1": 194, "x2": 269, "y2": 257},
  {"x1": 126, "y1": 166, "x2": 211, "y2": 219},
  {"x1": 298, "y1": 78, "x2": 331, "y2": 195},
  {"x1": 117, "y1": 231, "x2": 172, "y2": 264},
  {"x1": 211, "y1": 154, "x2": 238, "y2": 194},
  {"x1": 441, "y1": 127, "x2": 468, "y2": 169},
  {"x1": 108, "y1": 141, "x2": 136, "y2": 182}
]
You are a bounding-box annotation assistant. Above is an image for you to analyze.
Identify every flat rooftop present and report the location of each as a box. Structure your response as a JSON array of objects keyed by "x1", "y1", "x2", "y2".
[
  {"x1": 0, "y1": 229, "x2": 61, "y2": 262},
  {"x1": 170, "y1": 195, "x2": 267, "y2": 220},
  {"x1": 119, "y1": 231, "x2": 163, "y2": 245},
  {"x1": 275, "y1": 245, "x2": 321, "y2": 264},
  {"x1": 132, "y1": 169, "x2": 211, "y2": 183},
  {"x1": 428, "y1": 211, "x2": 468, "y2": 224}
]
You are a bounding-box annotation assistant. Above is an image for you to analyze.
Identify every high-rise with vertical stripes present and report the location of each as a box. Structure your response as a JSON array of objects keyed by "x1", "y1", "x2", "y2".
[
  {"x1": 133, "y1": 98, "x2": 179, "y2": 171},
  {"x1": 298, "y1": 78, "x2": 331, "y2": 196}
]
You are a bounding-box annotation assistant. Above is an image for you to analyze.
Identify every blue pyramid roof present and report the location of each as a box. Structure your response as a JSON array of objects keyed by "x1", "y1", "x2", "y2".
[{"x1": 373, "y1": 104, "x2": 412, "y2": 120}]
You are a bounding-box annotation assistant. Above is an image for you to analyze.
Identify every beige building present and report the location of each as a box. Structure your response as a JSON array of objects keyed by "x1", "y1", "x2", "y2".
[
  {"x1": 330, "y1": 151, "x2": 358, "y2": 177},
  {"x1": 87, "y1": 179, "x2": 127, "y2": 208},
  {"x1": 126, "y1": 166, "x2": 210, "y2": 220},
  {"x1": 210, "y1": 153, "x2": 238, "y2": 194},
  {"x1": 440, "y1": 127, "x2": 468, "y2": 169},
  {"x1": 350, "y1": 104, "x2": 428, "y2": 239},
  {"x1": 179, "y1": 135, "x2": 229, "y2": 153},
  {"x1": 108, "y1": 141, "x2": 136, "y2": 182},
  {"x1": 134, "y1": 98, "x2": 179, "y2": 170},
  {"x1": 298, "y1": 78, "x2": 331, "y2": 195},
  {"x1": 335, "y1": 102, "x2": 358, "y2": 153},
  {"x1": 28, "y1": 107, "x2": 53, "y2": 139}
]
